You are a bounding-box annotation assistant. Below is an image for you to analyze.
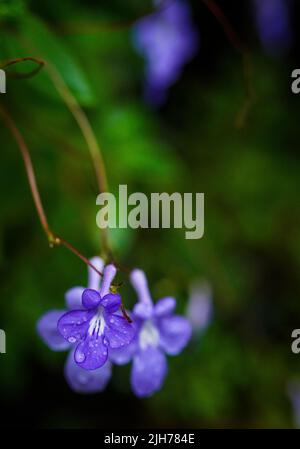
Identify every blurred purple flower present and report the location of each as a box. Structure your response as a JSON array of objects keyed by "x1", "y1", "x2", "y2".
[
  {"x1": 253, "y1": 0, "x2": 292, "y2": 55},
  {"x1": 57, "y1": 264, "x2": 135, "y2": 371},
  {"x1": 186, "y1": 280, "x2": 213, "y2": 336},
  {"x1": 110, "y1": 269, "x2": 192, "y2": 397},
  {"x1": 37, "y1": 257, "x2": 112, "y2": 393},
  {"x1": 133, "y1": 0, "x2": 199, "y2": 106},
  {"x1": 287, "y1": 381, "x2": 300, "y2": 428}
]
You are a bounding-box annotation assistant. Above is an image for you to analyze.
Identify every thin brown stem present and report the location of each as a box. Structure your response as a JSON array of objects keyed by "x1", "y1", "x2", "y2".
[
  {"x1": 121, "y1": 304, "x2": 133, "y2": 323},
  {"x1": 0, "y1": 105, "x2": 133, "y2": 318},
  {"x1": 56, "y1": 236, "x2": 104, "y2": 277},
  {"x1": 202, "y1": 0, "x2": 255, "y2": 128},
  {"x1": 45, "y1": 64, "x2": 108, "y2": 193},
  {"x1": 0, "y1": 104, "x2": 50, "y2": 237},
  {"x1": 0, "y1": 104, "x2": 103, "y2": 278},
  {"x1": 0, "y1": 57, "x2": 45, "y2": 79},
  {"x1": 45, "y1": 62, "x2": 111, "y2": 257},
  {"x1": 202, "y1": 0, "x2": 245, "y2": 53}
]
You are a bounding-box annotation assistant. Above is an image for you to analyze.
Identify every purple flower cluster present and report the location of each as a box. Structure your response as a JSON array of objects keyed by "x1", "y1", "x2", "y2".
[
  {"x1": 37, "y1": 258, "x2": 192, "y2": 396},
  {"x1": 37, "y1": 257, "x2": 113, "y2": 393},
  {"x1": 57, "y1": 264, "x2": 134, "y2": 371},
  {"x1": 133, "y1": 0, "x2": 199, "y2": 106},
  {"x1": 186, "y1": 280, "x2": 213, "y2": 336},
  {"x1": 253, "y1": 0, "x2": 292, "y2": 55},
  {"x1": 110, "y1": 269, "x2": 192, "y2": 397}
]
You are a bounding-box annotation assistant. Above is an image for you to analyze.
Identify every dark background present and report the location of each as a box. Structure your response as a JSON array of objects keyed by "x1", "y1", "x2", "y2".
[{"x1": 0, "y1": 0, "x2": 300, "y2": 428}]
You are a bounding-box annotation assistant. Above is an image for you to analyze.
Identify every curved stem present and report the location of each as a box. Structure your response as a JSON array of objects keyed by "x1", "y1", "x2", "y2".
[
  {"x1": 0, "y1": 105, "x2": 133, "y2": 321},
  {"x1": 0, "y1": 104, "x2": 50, "y2": 236},
  {"x1": 0, "y1": 57, "x2": 45, "y2": 79},
  {"x1": 0, "y1": 104, "x2": 103, "y2": 278},
  {"x1": 45, "y1": 63, "x2": 111, "y2": 258},
  {"x1": 202, "y1": 0, "x2": 255, "y2": 128}
]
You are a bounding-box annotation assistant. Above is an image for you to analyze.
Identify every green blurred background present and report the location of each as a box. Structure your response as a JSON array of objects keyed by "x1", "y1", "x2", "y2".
[{"x1": 0, "y1": 0, "x2": 300, "y2": 428}]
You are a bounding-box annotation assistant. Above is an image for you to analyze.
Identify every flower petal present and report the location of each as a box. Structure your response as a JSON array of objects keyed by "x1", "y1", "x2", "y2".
[
  {"x1": 101, "y1": 293, "x2": 121, "y2": 313},
  {"x1": 65, "y1": 287, "x2": 85, "y2": 310},
  {"x1": 88, "y1": 257, "x2": 105, "y2": 290},
  {"x1": 104, "y1": 313, "x2": 136, "y2": 349},
  {"x1": 154, "y1": 297, "x2": 176, "y2": 317},
  {"x1": 158, "y1": 315, "x2": 192, "y2": 355},
  {"x1": 58, "y1": 310, "x2": 93, "y2": 344},
  {"x1": 130, "y1": 269, "x2": 153, "y2": 305},
  {"x1": 133, "y1": 302, "x2": 153, "y2": 319},
  {"x1": 108, "y1": 337, "x2": 138, "y2": 365},
  {"x1": 64, "y1": 348, "x2": 111, "y2": 393},
  {"x1": 82, "y1": 289, "x2": 101, "y2": 309},
  {"x1": 131, "y1": 269, "x2": 153, "y2": 318},
  {"x1": 74, "y1": 334, "x2": 108, "y2": 370},
  {"x1": 186, "y1": 282, "x2": 213, "y2": 334},
  {"x1": 37, "y1": 310, "x2": 71, "y2": 351},
  {"x1": 100, "y1": 264, "x2": 117, "y2": 297},
  {"x1": 131, "y1": 347, "x2": 167, "y2": 397}
]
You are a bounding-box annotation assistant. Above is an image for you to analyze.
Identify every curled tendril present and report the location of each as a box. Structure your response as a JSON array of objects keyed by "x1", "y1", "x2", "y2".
[{"x1": 0, "y1": 57, "x2": 45, "y2": 79}]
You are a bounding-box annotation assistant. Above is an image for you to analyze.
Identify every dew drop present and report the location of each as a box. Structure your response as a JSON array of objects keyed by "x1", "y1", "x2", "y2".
[
  {"x1": 68, "y1": 336, "x2": 76, "y2": 343},
  {"x1": 75, "y1": 351, "x2": 86, "y2": 363}
]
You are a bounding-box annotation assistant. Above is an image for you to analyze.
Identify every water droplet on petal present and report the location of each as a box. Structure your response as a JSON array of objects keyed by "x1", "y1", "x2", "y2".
[
  {"x1": 68, "y1": 336, "x2": 76, "y2": 343},
  {"x1": 75, "y1": 351, "x2": 86, "y2": 363}
]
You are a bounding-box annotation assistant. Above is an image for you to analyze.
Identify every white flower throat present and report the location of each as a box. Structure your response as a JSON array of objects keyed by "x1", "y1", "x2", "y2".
[
  {"x1": 139, "y1": 320, "x2": 159, "y2": 350},
  {"x1": 88, "y1": 308, "x2": 105, "y2": 337}
]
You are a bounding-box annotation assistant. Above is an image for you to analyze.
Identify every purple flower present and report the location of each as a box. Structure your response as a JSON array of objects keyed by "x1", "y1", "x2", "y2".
[
  {"x1": 133, "y1": 0, "x2": 199, "y2": 106},
  {"x1": 110, "y1": 269, "x2": 192, "y2": 397},
  {"x1": 57, "y1": 264, "x2": 135, "y2": 371},
  {"x1": 186, "y1": 280, "x2": 213, "y2": 336},
  {"x1": 287, "y1": 381, "x2": 300, "y2": 428},
  {"x1": 253, "y1": 0, "x2": 292, "y2": 55},
  {"x1": 37, "y1": 257, "x2": 112, "y2": 393}
]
